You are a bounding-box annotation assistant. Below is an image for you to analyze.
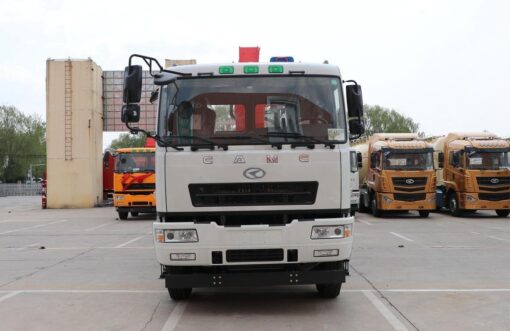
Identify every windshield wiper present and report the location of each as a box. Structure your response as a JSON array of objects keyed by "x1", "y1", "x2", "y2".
[
  {"x1": 165, "y1": 135, "x2": 228, "y2": 151},
  {"x1": 210, "y1": 135, "x2": 286, "y2": 149},
  {"x1": 261, "y1": 132, "x2": 335, "y2": 149}
]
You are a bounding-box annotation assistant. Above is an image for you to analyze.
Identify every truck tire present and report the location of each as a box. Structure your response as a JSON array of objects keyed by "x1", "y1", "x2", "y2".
[
  {"x1": 131, "y1": 212, "x2": 139, "y2": 217},
  {"x1": 371, "y1": 196, "x2": 382, "y2": 217},
  {"x1": 316, "y1": 283, "x2": 342, "y2": 298},
  {"x1": 418, "y1": 211, "x2": 430, "y2": 218},
  {"x1": 496, "y1": 210, "x2": 510, "y2": 217},
  {"x1": 359, "y1": 196, "x2": 369, "y2": 213},
  {"x1": 168, "y1": 288, "x2": 192, "y2": 300},
  {"x1": 118, "y1": 211, "x2": 129, "y2": 220},
  {"x1": 448, "y1": 193, "x2": 463, "y2": 217}
]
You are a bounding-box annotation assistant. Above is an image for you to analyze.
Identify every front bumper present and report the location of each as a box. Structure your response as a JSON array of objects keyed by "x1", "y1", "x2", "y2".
[
  {"x1": 153, "y1": 217, "x2": 354, "y2": 266},
  {"x1": 377, "y1": 192, "x2": 436, "y2": 211},
  {"x1": 163, "y1": 262, "x2": 348, "y2": 288},
  {"x1": 113, "y1": 193, "x2": 155, "y2": 210},
  {"x1": 459, "y1": 193, "x2": 510, "y2": 210}
]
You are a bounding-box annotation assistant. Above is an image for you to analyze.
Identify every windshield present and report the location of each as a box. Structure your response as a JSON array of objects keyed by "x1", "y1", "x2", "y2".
[
  {"x1": 383, "y1": 151, "x2": 433, "y2": 170},
  {"x1": 115, "y1": 153, "x2": 155, "y2": 173},
  {"x1": 158, "y1": 76, "x2": 346, "y2": 146},
  {"x1": 467, "y1": 151, "x2": 510, "y2": 170}
]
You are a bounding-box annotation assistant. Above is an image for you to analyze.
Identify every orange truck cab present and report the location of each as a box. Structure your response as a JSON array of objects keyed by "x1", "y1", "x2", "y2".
[
  {"x1": 113, "y1": 147, "x2": 156, "y2": 220},
  {"x1": 434, "y1": 132, "x2": 510, "y2": 217},
  {"x1": 357, "y1": 133, "x2": 436, "y2": 217}
]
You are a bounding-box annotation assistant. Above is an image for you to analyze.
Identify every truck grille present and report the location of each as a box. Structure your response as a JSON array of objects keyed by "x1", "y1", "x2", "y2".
[
  {"x1": 226, "y1": 249, "x2": 284, "y2": 263},
  {"x1": 478, "y1": 192, "x2": 510, "y2": 202},
  {"x1": 477, "y1": 177, "x2": 510, "y2": 192},
  {"x1": 126, "y1": 183, "x2": 155, "y2": 190},
  {"x1": 393, "y1": 193, "x2": 426, "y2": 202},
  {"x1": 189, "y1": 182, "x2": 318, "y2": 207},
  {"x1": 392, "y1": 177, "x2": 427, "y2": 192}
]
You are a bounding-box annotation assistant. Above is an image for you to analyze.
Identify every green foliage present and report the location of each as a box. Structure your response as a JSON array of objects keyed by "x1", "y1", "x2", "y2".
[
  {"x1": 363, "y1": 105, "x2": 420, "y2": 136},
  {"x1": 109, "y1": 133, "x2": 147, "y2": 149},
  {"x1": 0, "y1": 105, "x2": 46, "y2": 182}
]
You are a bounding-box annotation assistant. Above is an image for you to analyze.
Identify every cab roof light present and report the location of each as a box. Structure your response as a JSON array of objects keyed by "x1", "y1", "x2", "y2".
[
  {"x1": 243, "y1": 65, "x2": 259, "y2": 74},
  {"x1": 219, "y1": 66, "x2": 234, "y2": 74},
  {"x1": 268, "y1": 65, "x2": 284, "y2": 73},
  {"x1": 270, "y1": 56, "x2": 294, "y2": 62}
]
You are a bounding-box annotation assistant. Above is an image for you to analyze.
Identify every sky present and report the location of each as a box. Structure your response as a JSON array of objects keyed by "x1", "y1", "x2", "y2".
[{"x1": 1, "y1": 0, "x2": 509, "y2": 149}]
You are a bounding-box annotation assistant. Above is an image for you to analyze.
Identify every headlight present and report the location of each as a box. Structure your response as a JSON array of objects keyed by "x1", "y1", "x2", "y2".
[
  {"x1": 465, "y1": 194, "x2": 477, "y2": 202},
  {"x1": 382, "y1": 195, "x2": 393, "y2": 203},
  {"x1": 311, "y1": 224, "x2": 352, "y2": 239},
  {"x1": 155, "y1": 229, "x2": 198, "y2": 243}
]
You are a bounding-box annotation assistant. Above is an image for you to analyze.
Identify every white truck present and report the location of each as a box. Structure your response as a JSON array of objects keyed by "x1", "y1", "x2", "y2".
[{"x1": 121, "y1": 54, "x2": 365, "y2": 300}]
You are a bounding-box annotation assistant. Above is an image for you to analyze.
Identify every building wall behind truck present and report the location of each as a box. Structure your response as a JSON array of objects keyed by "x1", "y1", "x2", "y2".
[{"x1": 46, "y1": 59, "x2": 103, "y2": 208}]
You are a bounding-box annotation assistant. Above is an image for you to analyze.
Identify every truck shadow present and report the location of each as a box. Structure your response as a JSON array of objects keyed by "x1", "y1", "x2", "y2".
[
  {"x1": 183, "y1": 286, "x2": 341, "y2": 314},
  {"x1": 432, "y1": 209, "x2": 508, "y2": 219}
]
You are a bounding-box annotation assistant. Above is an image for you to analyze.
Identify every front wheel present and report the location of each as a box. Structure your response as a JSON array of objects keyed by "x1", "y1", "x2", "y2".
[
  {"x1": 418, "y1": 211, "x2": 430, "y2": 218},
  {"x1": 168, "y1": 288, "x2": 192, "y2": 301},
  {"x1": 496, "y1": 210, "x2": 510, "y2": 217},
  {"x1": 371, "y1": 195, "x2": 382, "y2": 217},
  {"x1": 316, "y1": 283, "x2": 342, "y2": 298},
  {"x1": 359, "y1": 195, "x2": 369, "y2": 213},
  {"x1": 449, "y1": 193, "x2": 463, "y2": 217},
  {"x1": 118, "y1": 211, "x2": 128, "y2": 220}
]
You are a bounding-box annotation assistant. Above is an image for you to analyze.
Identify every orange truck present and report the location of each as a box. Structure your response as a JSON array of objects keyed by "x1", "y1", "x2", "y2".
[
  {"x1": 356, "y1": 133, "x2": 436, "y2": 217},
  {"x1": 113, "y1": 147, "x2": 156, "y2": 219},
  {"x1": 434, "y1": 132, "x2": 510, "y2": 217}
]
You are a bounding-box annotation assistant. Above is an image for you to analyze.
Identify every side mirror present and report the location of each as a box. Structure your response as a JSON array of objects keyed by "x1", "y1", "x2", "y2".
[
  {"x1": 438, "y1": 152, "x2": 444, "y2": 169},
  {"x1": 346, "y1": 84, "x2": 364, "y2": 118},
  {"x1": 123, "y1": 65, "x2": 143, "y2": 104},
  {"x1": 349, "y1": 119, "x2": 364, "y2": 136},
  {"x1": 452, "y1": 151, "x2": 460, "y2": 168},
  {"x1": 121, "y1": 104, "x2": 140, "y2": 123},
  {"x1": 356, "y1": 151, "x2": 363, "y2": 168},
  {"x1": 149, "y1": 89, "x2": 159, "y2": 104}
]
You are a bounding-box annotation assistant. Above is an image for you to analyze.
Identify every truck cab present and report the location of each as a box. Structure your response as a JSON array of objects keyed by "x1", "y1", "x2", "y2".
[
  {"x1": 113, "y1": 147, "x2": 156, "y2": 219},
  {"x1": 120, "y1": 55, "x2": 364, "y2": 300},
  {"x1": 357, "y1": 133, "x2": 436, "y2": 217},
  {"x1": 434, "y1": 132, "x2": 510, "y2": 217}
]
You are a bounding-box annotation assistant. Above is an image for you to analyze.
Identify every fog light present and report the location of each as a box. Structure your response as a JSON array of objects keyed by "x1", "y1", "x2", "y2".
[
  {"x1": 115, "y1": 195, "x2": 124, "y2": 201},
  {"x1": 314, "y1": 249, "x2": 339, "y2": 257},
  {"x1": 170, "y1": 253, "x2": 196, "y2": 261}
]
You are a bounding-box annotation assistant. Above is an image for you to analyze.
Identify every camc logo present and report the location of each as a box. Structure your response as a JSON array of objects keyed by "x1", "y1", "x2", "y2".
[
  {"x1": 243, "y1": 168, "x2": 266, "y2": 180},
  {"x1": 405, "y1": 179, "x2": 415, "y2": 184},
  {"x1": 490, "y1": 178, "x2": 500, "y2": 184}
]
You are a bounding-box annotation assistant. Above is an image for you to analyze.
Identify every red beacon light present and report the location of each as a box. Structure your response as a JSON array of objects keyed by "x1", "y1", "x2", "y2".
[{"x1": 270, "y1": 56, "x2": 294, "y2": 63}]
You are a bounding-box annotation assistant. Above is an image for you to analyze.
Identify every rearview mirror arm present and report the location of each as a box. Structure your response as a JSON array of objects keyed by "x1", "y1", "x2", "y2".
[
  {"x1": 125, "y1": 122, "x2": 183, "y2": 151},
  {"x1": 129, "y1": 54, "x2": 192, "y2": 77}
]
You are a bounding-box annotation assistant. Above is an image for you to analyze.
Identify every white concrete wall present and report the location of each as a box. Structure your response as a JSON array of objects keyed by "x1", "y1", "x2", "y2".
[{"x1": 46, "y1": 59, "x2": 103, "y2": 208}]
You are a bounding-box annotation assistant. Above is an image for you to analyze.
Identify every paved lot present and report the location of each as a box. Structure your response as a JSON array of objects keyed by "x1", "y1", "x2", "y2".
[{"x1": 1, "y1": 196, "x2": 510, "y2": 330}]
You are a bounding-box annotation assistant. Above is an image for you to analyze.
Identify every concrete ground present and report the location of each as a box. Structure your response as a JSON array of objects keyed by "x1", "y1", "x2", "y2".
[{"x1": 1, "y1": 196, "x2": 510, "y2": 330}]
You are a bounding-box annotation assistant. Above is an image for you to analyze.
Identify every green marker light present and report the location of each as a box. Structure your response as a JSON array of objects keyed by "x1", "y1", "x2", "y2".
[
  {"x1": 268, "y1": 65, "x2": 284, "y2": 73},
  {"x1": 219, "y1": 66, "x2": 234, "y2": 74},
  {"x1": 243, "y1": 65, "x2": 259, "y2": 74}
]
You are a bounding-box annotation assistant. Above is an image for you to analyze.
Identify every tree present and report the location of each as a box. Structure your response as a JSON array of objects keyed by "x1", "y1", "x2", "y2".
[
  {"x1": 363, "y1": 105, "x2": 420, "y2": 136},
  {"x1": 0, "y1": 105, "x2": 46, "y2": 182},
  {"x1": 109, "y1": 133, "x2": 146, "y2": 149}
]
